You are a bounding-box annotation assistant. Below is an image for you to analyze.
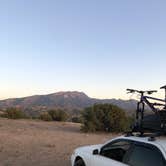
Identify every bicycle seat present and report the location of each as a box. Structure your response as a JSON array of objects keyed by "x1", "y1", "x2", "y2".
[{"x1": 160, "y1": 85, "x2": 166, "y2": 89}]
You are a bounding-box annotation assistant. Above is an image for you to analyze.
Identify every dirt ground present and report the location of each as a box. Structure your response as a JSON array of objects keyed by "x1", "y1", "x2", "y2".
[{"x1": 0, "y1": 118, "x2": 116, "y2": 166}]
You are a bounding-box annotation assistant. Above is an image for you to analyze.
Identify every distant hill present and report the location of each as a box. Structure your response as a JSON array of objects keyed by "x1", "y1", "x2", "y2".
[{"x1": 0, "y1": 91, "x2": 137, "y2": 116}]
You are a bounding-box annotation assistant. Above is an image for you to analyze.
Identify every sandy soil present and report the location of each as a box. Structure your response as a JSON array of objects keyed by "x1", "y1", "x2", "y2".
[{"x1": 0, "y1": 118, "x2": 116, "y2": 166}]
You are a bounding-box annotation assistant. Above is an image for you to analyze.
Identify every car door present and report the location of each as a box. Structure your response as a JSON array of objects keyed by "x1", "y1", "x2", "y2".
[
  {"x1": 126, "y1": 142, "x2": 166, "y2": 166},
  {"x1": 91, "y1": 139, "x2": 132, "y2": 166}
]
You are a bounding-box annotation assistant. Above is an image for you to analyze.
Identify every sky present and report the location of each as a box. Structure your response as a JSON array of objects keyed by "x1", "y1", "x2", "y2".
[{"x1": 0, "y1": 0, "x2": 166, "y2": 100}]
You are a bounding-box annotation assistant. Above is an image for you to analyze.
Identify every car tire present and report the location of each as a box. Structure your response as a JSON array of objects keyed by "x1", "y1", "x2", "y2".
[{"x1": 74, "y1": 159, "x2": 86, "y2": 166}]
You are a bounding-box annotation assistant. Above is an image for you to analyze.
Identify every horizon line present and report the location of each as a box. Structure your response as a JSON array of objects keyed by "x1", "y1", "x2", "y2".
[{"x1": 0, "y1": 90, "x2": 131, "y2": 101}]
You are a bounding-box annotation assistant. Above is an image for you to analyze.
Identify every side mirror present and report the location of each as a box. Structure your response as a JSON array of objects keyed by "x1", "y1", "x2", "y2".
[{"x1": 92, "y1": 149, "x2": 99, "y2": 155}]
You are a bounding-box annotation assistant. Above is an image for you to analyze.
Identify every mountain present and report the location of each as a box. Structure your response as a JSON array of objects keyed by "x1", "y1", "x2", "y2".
[{"x1": 0, "y1": 91, "x2": 137, "y2": 115}]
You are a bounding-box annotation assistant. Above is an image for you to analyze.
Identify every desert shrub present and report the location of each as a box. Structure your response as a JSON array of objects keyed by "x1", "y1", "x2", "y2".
[
  {"x1": 71, "y1": 116, "x2": 83, "y2": 123},
  {"x1": 0, "y1": 110, "x2": 5, "y2": 117},
  {"x1": 125, "y1": 115, "x2": 135, "y2": 130},
  {"x1": 81, "y1": 104, "x2": 129, "y2": 132},
  {"x1": 40, "y1": 112, "x2": 53, "y2": 121},
  {"x1": 3, "y1": 108, "x2": 27, "y2": 119},
  {"x1": 48, "y1": 109, "x2": 68, "y2": 121}
]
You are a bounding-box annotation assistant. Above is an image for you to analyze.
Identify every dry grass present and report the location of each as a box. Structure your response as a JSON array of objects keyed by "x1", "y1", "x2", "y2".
[{"x1": 0, "y1": 118, "x2": 117, "y2": 166}]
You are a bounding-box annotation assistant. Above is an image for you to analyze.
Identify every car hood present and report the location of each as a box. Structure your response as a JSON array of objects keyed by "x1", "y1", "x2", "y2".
[{"x1": 75, "y1": 144, "x2": 102, "y2": 153}]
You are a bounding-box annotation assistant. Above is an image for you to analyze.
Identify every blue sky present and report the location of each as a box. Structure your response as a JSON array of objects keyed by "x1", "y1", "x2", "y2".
[{"x1": 0, "y1": 0, "x2": 166, "y2": 99}]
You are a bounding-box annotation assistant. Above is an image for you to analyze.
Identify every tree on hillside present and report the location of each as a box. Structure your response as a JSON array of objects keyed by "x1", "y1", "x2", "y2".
[
  {"x1": 81, "y1": 104, "x2": 129, "y2": 132},
  {"x1": 39, "y1": 112, "x2": 53, "y2": 121},
  {"x1": 48, "y1": 109, "x2": 68, "y2": 121},
  {"x1": 3, "y1": 107, "x2": 27, "y2": 119}
]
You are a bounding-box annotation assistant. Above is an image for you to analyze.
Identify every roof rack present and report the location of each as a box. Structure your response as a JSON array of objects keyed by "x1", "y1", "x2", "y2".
[
  {"x1": 125, "y1": 131, "x2": 164, "y2": 141},
  {"x1": 126, "y1": 85, "x2": 166, "y2": 139}
]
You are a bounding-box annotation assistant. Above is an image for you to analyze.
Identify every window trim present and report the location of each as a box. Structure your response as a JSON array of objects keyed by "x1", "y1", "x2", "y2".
[
  {"x1": 100, "y1": 139, "x2": 133, "y2": 154},
  {"x1": 100, "y1": 139, "x2": 133, "y2": 164}
]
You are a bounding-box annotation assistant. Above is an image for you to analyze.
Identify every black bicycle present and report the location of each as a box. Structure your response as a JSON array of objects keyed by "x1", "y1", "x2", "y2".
[{"x1": 127, "y1": 85, "x2": 166, "y2": 135}]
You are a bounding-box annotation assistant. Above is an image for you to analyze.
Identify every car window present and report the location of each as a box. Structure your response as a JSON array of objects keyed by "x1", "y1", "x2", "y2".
[
  {"x1": 100, "y1": 140, "x2": 132, "y2": 163},
  {"x1": 127, "y1": 144, "x2": 165, "y2": 166}
]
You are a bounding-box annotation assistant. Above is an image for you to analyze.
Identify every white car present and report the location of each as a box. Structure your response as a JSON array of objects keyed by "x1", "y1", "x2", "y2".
[{"x1": 71, "y1": 135, "x2": 166, "y2": 166}]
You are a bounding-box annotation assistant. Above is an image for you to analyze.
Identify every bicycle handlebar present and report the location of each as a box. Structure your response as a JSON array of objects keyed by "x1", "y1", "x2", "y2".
[{"x1": 126, "y1": 89, "x2": 157, "y2": 95}]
